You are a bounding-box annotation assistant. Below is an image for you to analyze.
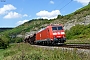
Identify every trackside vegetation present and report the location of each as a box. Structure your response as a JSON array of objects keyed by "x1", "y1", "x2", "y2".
[
  {"x1": 66, "y1": 24, "x2": 90, "y2": 39},
  {"x1": 0, "y1": 43, "x2": 90, "y2": 60}
]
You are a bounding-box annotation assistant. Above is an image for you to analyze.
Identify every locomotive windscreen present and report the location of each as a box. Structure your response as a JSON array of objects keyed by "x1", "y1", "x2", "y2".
[
  {"x1": 52, "y1": 26, "x2": 63, "y2": 30},
  {"x1": 58, "y1": 26, "x2": 63, "y2": 30}
]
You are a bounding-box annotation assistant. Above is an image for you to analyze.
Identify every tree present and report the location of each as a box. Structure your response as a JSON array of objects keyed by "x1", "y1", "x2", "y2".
[
  {"x1": 0, "y1": 35, "x2": 9, "y2": 49},
  {"x1": 57, "y1": 15, "x2": 63, "y2": 19}
]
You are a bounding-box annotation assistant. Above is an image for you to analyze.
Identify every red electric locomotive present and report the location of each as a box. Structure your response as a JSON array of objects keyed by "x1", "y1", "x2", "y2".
[{"x1": 35, "y1": 24, "x2": 66, "y2": 44}]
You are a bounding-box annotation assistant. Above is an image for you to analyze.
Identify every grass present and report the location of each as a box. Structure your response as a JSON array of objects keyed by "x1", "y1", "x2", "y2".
[
  {"x1": 0, "y1": 49, "x2": 4, "y2": 60},
  {"x1": 0, "y1": 43, "x2": 90, "y2": 60},
  {"x1": 65, "y1": 38, "x2": 90, "y2": 44}
]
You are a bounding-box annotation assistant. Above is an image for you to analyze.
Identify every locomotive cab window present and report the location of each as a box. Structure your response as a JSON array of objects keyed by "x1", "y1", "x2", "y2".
[
  {"x1": 52, "y1": 27, "x2": 57, "y2": 30},
  {"x1": 52, "y1": 26, "x2": 63, "y2": 30},
  {"x1": 58, "y1": 26, "x2": 63, "y2": 30}
]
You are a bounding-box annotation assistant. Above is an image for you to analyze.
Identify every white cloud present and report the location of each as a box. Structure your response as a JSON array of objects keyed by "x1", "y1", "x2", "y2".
[
  {"x1": 0, "y1": 4, "x2": 29, "y2": 19},
  {"x1": 74, "y1": 0, "x2": 90, "y2": 5},
  {"x1": 3, "y1": 12, "x2": 22, "y2": 19},
  {"x1": 0, "y1": 4, "x2": 16, "y2": 15},
  {"x1": 50, "y1": 1, "x2": 54, "y2": 4},
  {"x1": 16, "y1": 20, "x2": 29, "y2": 25},
  {"x1": 23, "y1": 14, "x2": 28, "y2": 17},
  {"x1": 36, "y1": 10, "x2": 60, "y2": 19}
]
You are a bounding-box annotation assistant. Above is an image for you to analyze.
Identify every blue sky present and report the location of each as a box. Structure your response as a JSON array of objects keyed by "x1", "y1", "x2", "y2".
[{"x1": 0, "y1": 0, "x2": 90, "y2": 27}]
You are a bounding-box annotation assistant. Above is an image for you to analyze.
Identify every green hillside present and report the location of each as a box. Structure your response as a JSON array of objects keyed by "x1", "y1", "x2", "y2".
[{"x1": 0, "y1": 4, "x2": 90, "y2": 48}]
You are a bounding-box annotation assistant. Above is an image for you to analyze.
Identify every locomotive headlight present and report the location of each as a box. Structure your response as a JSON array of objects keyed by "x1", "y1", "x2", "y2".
[
  {"x1": 53, "y1": 33, "x2": 57, "y2": 35},
  {"x1": 61, "y1": 32, "x2": 65, "y2": 34}
]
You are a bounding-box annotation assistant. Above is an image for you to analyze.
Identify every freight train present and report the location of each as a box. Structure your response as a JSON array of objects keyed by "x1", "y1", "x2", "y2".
[{"x1": 24, "y1": 24, "x2": 66, "y2": 45}]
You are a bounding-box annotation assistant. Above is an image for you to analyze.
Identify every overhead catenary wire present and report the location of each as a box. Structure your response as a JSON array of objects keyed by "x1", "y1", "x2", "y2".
[
  {"x1": 59, "y1": 0, "x2": 73, "y2": 10},
  {"x1": 53, "y1": 0, "x2": 73, "y2": 10},
  {"x1": 54, "y1": 0, "x2": 66, "y2": 10}
]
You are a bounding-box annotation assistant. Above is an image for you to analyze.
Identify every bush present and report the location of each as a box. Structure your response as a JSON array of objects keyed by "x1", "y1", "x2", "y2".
[
  {"x1": 66, "y1": 24, "x2": 90, "y2": 39},
  {"x1": 15, "y1": 37, "x2": 23, "y2": 43},
  {"x1": 0, "y1": 35, "x2": 9, "y2": 49},
  {"x1": 9, "y1": 37, "x2": 23, "y2": 43}
]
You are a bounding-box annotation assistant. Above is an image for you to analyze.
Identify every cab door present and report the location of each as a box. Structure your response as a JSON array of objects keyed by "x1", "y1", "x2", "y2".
[{"x1": 46, "y1": 28, "x2": 50, "y2": 39}]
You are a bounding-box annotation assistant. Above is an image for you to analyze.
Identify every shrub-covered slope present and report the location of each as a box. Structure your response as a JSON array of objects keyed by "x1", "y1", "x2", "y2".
[{"x1": 66, "y1": 24, "x2": 90, "y2": 39}]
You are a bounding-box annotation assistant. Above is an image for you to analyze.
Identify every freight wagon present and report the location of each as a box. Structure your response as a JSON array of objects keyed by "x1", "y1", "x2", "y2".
[{"x1": 24, "y1": 24, "x2": 66, "y2": 45}]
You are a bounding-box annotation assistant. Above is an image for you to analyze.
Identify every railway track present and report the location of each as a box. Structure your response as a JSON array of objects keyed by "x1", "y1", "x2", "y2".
[
  {"x1": 32, "y1": 44, "x2": 90, "y2": 50},
  {"x1": 31, "y1": 43, "x2": 90, "y2": 55},
  {"x1": 57, "y1": 44, "x2": 90, "y2": 49}
]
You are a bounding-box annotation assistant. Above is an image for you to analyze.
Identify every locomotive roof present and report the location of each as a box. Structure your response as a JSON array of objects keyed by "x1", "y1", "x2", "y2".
[
  {"x1": 37, "y1": 27, "x2": 46, "y2": 33},
  {"x1": 37, "y1": 24, "x2": 63, "y2": 33},
  {"x1": 48, "y1": 24, "x2": 63, "y2": 27}
]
